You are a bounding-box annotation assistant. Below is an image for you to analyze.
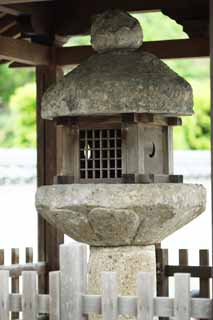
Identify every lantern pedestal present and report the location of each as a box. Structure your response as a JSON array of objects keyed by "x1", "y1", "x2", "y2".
[
  {"x1": 88, "y1": 244, "x2": 156, "y2": 288},
  {"x1": 36, "y1": 184, "x2": 206, "y2": 246},
  {"x1": 88, "y1": 245, "x2": 156, "y2": 320}
]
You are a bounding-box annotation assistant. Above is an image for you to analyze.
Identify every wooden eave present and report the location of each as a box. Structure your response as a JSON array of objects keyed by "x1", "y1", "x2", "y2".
[{"x1": 0, "y1": 36, "x2": 210, "y2": 67}]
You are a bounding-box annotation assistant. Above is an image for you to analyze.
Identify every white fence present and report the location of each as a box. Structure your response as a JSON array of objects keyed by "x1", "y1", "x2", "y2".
[{"x1": 0, "y1": 243, "x2": 212, "y2": 320}]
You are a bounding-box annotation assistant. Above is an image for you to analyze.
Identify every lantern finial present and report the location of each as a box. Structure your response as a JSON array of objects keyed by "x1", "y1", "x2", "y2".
[{"x1": 91, "y1": 10, "x2": 143, "y2": 53}]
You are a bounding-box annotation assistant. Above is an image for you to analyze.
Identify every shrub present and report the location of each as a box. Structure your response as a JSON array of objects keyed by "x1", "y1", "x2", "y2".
[
  {"x1": 174, "y1": 80, "x2": 210, "y2": 150},
  {"x1": 5, "y1": 83, "x2": 36, "y2": 148}
]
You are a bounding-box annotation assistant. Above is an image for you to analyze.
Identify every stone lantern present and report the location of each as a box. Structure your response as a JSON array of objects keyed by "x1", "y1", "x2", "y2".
[{"x1": 36, "y1": 10, "x2": 206, "y2": 318}]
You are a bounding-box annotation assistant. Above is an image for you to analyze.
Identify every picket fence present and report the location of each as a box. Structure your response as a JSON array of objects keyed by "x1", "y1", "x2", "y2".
[{"x1": 0, "y1": 243, "x2": 212, "y2": 320}]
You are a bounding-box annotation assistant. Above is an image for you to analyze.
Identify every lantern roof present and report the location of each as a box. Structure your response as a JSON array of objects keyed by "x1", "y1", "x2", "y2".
[{"x1": 41, "y1": 10, "x2": 193, "y2": 120}]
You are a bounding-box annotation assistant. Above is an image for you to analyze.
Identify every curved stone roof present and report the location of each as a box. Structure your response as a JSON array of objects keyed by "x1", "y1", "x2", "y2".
[
  {"x1": 41, "y1": 11, "x2": 193, "y2": 120},
  {"x1": 42, "y1": 50, "x2": 193, "y2": 119}
]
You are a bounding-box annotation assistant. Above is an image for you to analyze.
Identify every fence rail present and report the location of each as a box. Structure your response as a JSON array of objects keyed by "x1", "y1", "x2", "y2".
[
  {"x1": 0, "y1": 247, "x2": 46, "y2": 319},
  {"x1": 0, "y1": 247, "x2": 46, "y2": 276},
  {"x1": 0, "y1": 243, "x2": 212, "y2": 320},
  {"x1": 156, "y1": 248, "x2": 211, "y2": 299}
]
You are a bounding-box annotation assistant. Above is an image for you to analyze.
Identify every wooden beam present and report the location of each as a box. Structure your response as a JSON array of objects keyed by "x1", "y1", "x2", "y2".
[
  {"x1": 0, "y1": 5, "x2": 20, "y2": 15},
  {"x1": 9, "y1": 61, "x2": 33, "y2": 67},
  {"x1": 0, "y1": 37, "x2": 209, "y2": 66},
  {"x1": 0, "y1": 58, "x2": 8, "y2": 63},
  {"x1": 2, "y1": 23, "x2": 20, "y2": 38},
  {"x1": 0, "y1": 15, "x2": 16, "y2": 34},
  {"x1": 53, "y1": 0, "x2": 208, "y2": 18},
  {"x1": 143, "y1": 38, "x2": 209, "y2": 59},
  {"x1": 0, "y1": 0, "x2": 53, "y2": 4},
  {"x1": 56, "y1": 38, "x2": 210, "y2": 66},
  {"x1": 1, "y1": 3, "x2": 50, "y2": 16},
  {"x1": 49, "y1": 0, "x2": 208, "y2": 36},
  {"x1": 0, "y1": 35, "x2": 50, "y2": 64},
  {"x1": 0, "y1": 1, "x2": 207, "y2": 37},
  {"x1": 117, "y1": 0, "x2": 208, "y2": 11},
  {"x1": 0, "y1": 0, "x2": 206, "y2": 14},
  {"x1": 0, "y1": 262, "x2": 46, "y2": 277},
  {"x1": 56, "y1": 45, "x2": 94, "y2": 66},
  {"x1": 165, "y1": 265, "x2": 213, "y2": 279}
]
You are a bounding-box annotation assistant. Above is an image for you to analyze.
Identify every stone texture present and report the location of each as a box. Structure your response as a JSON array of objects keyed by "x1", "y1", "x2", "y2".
[
  {"x1": 88, "y1": 245, "x2": 156, "y2": 320},
  {"x1": 42, "y1": 50, "x2": 193, "y2": 119},
  {"x1": 36, "y1": 183, "x2": 206, "y2": 246},
  {"x1": 42, "y1": 10, "x2": 193, "y2": 120},
  {"x1": 91, "y1": 10, "x2": 143, "y2": 53}
]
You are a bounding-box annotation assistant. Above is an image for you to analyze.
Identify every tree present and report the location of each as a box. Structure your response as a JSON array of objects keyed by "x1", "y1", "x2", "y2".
[
  {"x1": 0, "y1": 64, "x2": 34, "y2": 106},
  {"x1": 0, "y1": 83, "x2": 36, "y2": 148}
]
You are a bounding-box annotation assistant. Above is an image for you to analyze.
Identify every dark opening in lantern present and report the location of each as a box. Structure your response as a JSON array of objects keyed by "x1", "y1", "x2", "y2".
[
  {"x1": 41, "y1": 10, "x2": 193, "y2": 186},
  {"x1": 53, "y1": 114, "x2": 182, "y2": 184}
]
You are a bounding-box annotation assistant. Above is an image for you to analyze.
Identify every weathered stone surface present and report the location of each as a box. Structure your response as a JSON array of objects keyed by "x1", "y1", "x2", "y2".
[
  {"x1": 91, "y1": 10, "x2": 143, "y2": 53},
  {"x1": 88, "y1": 245, "x2": 156, "y2": 320},
  {"x1": 42, "y1": 49, "x2": 193, "y2": 119},
  {"x1": 88, "y1": 208, "x2": 140, "y2": 245},
  {"x1": 42, "y1": 10, "x2": 193, "y2": 119},
  {"x1": 36, "y1": 183, "x2": 206, "y2": 246}
]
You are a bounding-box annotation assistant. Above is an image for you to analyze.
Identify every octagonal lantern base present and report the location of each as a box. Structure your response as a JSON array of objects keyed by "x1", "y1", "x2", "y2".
[{"x1": 36, "y1": 183, "x2": 206, "y2": 246}]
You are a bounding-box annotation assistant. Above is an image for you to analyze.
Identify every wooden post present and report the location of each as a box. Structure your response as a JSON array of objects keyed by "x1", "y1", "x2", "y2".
[
  {"x1": 60, "y1": 243, "x2": 87, "y2": 320},
  {"x1": 0, "y1": 249, "x2": 4, "y2": 265},
  {"x1": 49, "y1": 271, "x2": 61, "y2": 320},
  {"x1": 11, "y1": 248, "x2": 19, "y2": 320},
  {"x1": 137, "y1": 272, "x2": 154, "y2": 320},
  {"x1": 101, "y1": 272, "x2": 118, "y2": 320},
  {"x1": 36, "y1": 66, "x2": 64, "y2": 293},
  {"x1": 0, "y1": 271, "x2": 9, "y2": 320},
  {"x1": 156, "y1": 248, "x2": 169, "y2": 297},
  {"x1": 156, "y1": 248, "x2": 169, "y2": 320},
  {"x1": 174, "y1": 274, "x2": 191, "y2": 320},
  {"x1": 179, "y1": 249, "x2": 188, "y2": 266},
  {"x1": 26, "y1": 247, "x2": 33, "y2": 263},
  {"x1": 199, "y1": 250, "x2": 210, "y2": 298},
  {"x1": 22, "y1": 271, "x2": 38, "y2": 320}
]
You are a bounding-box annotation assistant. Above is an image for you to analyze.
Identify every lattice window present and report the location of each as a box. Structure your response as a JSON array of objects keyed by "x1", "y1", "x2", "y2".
[{"x1": 80, "y1": 129, "x2": 122, "y2": 180}]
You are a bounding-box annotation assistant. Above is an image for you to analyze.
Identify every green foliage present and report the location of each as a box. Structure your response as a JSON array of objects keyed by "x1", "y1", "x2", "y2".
[
  {"x1": 0, "y1": 83, "x2": 36, "y2": 148},
  {"x1": 166, "y1": 59, "x2": 209, "y2": 81},
  {"x1": 134, "y1": 12, "x2": 188, "y2": 41},
  {"x1": 0, "y1": 111, "x2": 15, "y2": 147},
  {"x1": 0, "y1": 64, "x2": 34, "y2": 105},
  {"x1": 165, "y1": 58, "x2": 210, "y2": 150},
  {"x1": 174, "y1": 80, "x2": 210, "y2": 150},
  {"x1": 173, "y1": 81, "x2": 210, "y2": 150}
]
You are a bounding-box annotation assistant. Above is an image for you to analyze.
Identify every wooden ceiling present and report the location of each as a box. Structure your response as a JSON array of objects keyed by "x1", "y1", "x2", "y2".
[
  {"x1": 0, "y1": 0, "x2": 209, "y2": 37},
  {"x1": 0, "y1": 0, "x2": 210, "y2": 67}
]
